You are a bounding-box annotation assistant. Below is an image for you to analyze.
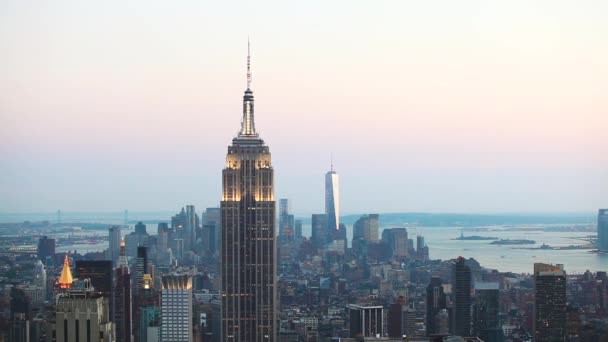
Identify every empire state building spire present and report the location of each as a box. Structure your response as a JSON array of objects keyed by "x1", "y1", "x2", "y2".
[{"x1": 239, "y1": 40, "x2": 257, "y2": 137}]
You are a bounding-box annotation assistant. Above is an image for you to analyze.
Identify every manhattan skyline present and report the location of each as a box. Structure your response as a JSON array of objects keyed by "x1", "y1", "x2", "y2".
[{"x1": 1, "y1": 1, "x2": 607, "y2": 213}]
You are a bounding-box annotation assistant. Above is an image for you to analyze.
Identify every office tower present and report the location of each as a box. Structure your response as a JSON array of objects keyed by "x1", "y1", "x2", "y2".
[
  {"x1": 8, "y1": 312, "x2": 29, "y2": 342},
  {"x1": 435, "y1": 309, "x2": 450, "y2": 335},
  {"x1": 453, "y1": 257, "x2": 472, "y2": 336},
  {"x1": 134, "y1": 221, "x2": 146, "y2": 235},
  {"x1": 353, "y1": 214, "x2": 380, "y2": 242},
  {"x1": 75, "y1": 260, "x2": 112, "y2": 305},
  {"x1": 203, "y1": 207, "x2": 221, "y2": 255},
  {"x1": 294, "y1": 220, "x2": 303, "y2": 240},
  {"x1": 140, "y1": 305, "x2": 161, "y2": 342},
  {"x1": 416, "y1": 235, "x2": 425, "y2": 253},
  {"x1": 58, "y1": 254, "x2": 73, "y2": 289},
  {"x1": 325, "y1": 166, "x2": 340, "y2": 234},
  {"x1": 114, "y1": 240, "x2": 132, "y2": 342},
  {"x1": 311, "y1": 214, "x2": 328, "y2": 249},
  {"x1": 473, "y1": 282, "x2": 501, "y2": 342},
  {"x1": 426, "y1": 276, "x2": 447, "y2": 335},
  {"x1": 185, "y1": 205, "x2": 197, "y2": 250},
  {"x1": 534, "y1": 263, "x2": 567, "y2": 341},
  {"x1": 279, "y1": 199, "x2": 290, "y2": 238},
  {"x1": 37, "y1": 236, "x2": 55, "y2": 262},
  {"x1": 348, "y1": 304, "x2": 383, "y2": 338},
  {"x1": 132, "y1": 246, "x2": 148, "y2": 342},
  {"x1": 331, "y1": 223, "x2": 348, "y2": 253},
  {"x1": 402, "y1": 306, "x2": 417, "y2": 337},
  {"x1": 109, "y1": 226, "x2": 122, "y2": 266},
  {"x1": 172, "y1": 207, "x2": 187, "y2": 232},
  {"x1": 157, "y1": 223, "x2": 169, "y2": 251},
  {"x1": 598, "y1": 209, "x2": 608, "y2": 251},
  {"x1": 55, "y1": 279, "x2": 114, "y2": 342},
  {"x1": 161, "y1": 275, "x2": 193, "y2": 342},
  {"x1": 34, "y1": 260, "x2": 47, "y2": 298},
  {"x1": 388, "y1": 296, "x2": 406, "y2": 338},
  {"x1": 221, "y1": 44, "x2": 277, "y2": 342},
  {"x1": 75, "y1": 260, "x2": 112, "y2": 294},
  {"x1": 382, "y1": 228, "x2": 408, "y2": 259},
  {"x1": 9, "y1": 287, "x2": 33, "y2": 342}
]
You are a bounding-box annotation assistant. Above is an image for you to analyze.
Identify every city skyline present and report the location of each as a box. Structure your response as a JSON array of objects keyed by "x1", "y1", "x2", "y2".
[{"x1": 1, "y1": 1, "x2": 607, "y2": 213}]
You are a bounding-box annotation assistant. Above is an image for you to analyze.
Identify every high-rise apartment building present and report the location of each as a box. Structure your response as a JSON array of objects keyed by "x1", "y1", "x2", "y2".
[
  {"x1": 426, "y1": 276, "x2": 447, "y2": 335},
  {"x1": 353, "y1": 214, "x2": 379, "y2": 242},
  {"x1": 534, "y1": 263, "x2": 567, "y2": 341},
  {"x1": 325, "y1": 167, "x2": 339, "y2": 233},
  {"x1": 221, "y1": 44, "x2": 277, "y2": 342},
  {"x1": 453, "y1": 257, "x2": 472, "y2": 336},
  {"x1": 161, "y1": 275, "x2": 193, "y2": 342},
  {"x1": 348, "y1": 304, "x2": 383, "y2": 338},
  {"x1": 598, "y1": 209, "x2": 608, "y2": 251}
]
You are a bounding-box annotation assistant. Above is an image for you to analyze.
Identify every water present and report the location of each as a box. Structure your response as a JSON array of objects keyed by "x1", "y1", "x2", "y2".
[
  {"x1": 410, "y1": 226, "x2": 606, "y2": 274},
  {"x1": 2, "y1": 212, "x2": 604, "y2": 274},
  {"x1": 299, "y1": 224, "x2": 605, "y2": 274}
]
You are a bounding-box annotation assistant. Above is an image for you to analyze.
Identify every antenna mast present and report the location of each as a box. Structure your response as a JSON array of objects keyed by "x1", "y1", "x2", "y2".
[{"x1": 247, "y1": 38, "x2": 252, "y2": 89}]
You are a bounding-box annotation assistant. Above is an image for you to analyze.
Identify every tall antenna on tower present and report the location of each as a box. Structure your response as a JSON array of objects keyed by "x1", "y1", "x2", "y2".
[{"x1": 247, "y1": 38, "x2": 252, "y2": 89}]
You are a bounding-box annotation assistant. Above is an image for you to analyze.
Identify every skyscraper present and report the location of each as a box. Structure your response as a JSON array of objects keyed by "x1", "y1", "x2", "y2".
[
  {"x1": 75, "y1": 260, "x2": 113, "y2": 311},
  {"x1": 473, "y1": 282, "x2": 501, "y2": 342},
  {"x1": 37, "y1": 236, "x2": 55, "y2": 263},
  {"x1": 161, "y1": 275, "x2": 193, "y2": 342},
  {"x1": 325, "y1": 166, "x2": 339, "y2": 233},
  {"x1": 109, "y1": 226, "x2": 122, "y2": 266},
  {"x1": 294, "y1": 220, "x2": 303, "y2": 240},
  {"x1": 279, "y1": 199, "x2": 290, "y2": 237},
  {"x1": 453, "y1": 257, "x2": 472, "y2": 336},
  {"x1": 311, "y1": 214, "x2": 328, "y2": 249},
  {"x1": 221, "y1": 43, "x2": 277, "y2": 342},
  {"x1": 382, "y1": 228, "x2": 408, "y2": 259},
  {"x1": 353, "y1": 214, "x2": 380, "y2": 242},
  {"x1": 598, "y1": 209, "x2": 608, "y2": 251},
  {"x1": 114, "y1": 240, "x2": 132, "y2": 342},
  {"x1": 534, "y1": 263, "x2": 567, "y2": 341},
  {"x1": 426, "y1": 276, "x2": 447, "y2": 335},
  {"x1": 348, "y1": 304, "x2": 383, "y2": 338},
  {"x1": 185, "y1": 205, "x2": 197, "y2": 251},
  {"x1": 133, "y1": 246, "x2": 148, "y2": 342},
  {"x1": 55, "y1": 279, "x2": 114, "y2": 342},
  {"x1": 203, "y1": 207, "x2": 221, "y2": 255}
]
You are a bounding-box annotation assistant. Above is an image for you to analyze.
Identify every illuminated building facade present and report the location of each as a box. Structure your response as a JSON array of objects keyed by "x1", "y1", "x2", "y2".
[
  {"x1": 221, "y1": 44, "x2": 277, "y2": 342},
  {"x1": 161, "y1": 275, "x2": 193, "y2": 342},
  {"x1": 325, "y1": 167, "x2": 339, "y2": 233}
]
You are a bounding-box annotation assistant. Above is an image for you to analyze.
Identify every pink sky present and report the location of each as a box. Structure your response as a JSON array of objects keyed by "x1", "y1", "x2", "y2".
[{"x1": 1, "y1": 1, "x2": 607, "y2": 213}]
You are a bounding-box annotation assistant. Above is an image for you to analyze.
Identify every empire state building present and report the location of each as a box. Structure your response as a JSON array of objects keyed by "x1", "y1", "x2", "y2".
[{"x1": 221, "y1": 45, "x2": 277, "y2": 342}]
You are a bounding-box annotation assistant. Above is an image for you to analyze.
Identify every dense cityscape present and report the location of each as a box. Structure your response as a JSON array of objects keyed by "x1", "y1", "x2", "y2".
[{"x1": 0, "y1": 46, "x2": 607, "y2": 342}]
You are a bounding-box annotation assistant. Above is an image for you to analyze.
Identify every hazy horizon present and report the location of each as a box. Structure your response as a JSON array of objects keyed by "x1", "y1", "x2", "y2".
[{"x1": 1, "y1": 1, "x2": 607, "y2": 213}]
